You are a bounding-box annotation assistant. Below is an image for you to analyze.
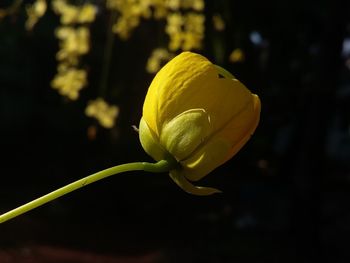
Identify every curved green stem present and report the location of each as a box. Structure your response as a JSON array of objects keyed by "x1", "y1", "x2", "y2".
[{"x1": 0, "y1": 160, "x2": 174, "y2": 224}]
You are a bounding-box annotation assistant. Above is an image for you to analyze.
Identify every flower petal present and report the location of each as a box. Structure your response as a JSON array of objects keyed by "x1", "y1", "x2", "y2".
[
  {"x1": 222, "y1": 94, "x2": 261, "y2": 163},
  {"x1": 179, "y1": 138, "x2": 231, "y2": 181}
]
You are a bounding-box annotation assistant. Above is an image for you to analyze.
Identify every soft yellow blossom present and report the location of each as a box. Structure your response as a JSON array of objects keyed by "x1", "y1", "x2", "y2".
[
  {"x1": 182, "y1": 31, "x2": 202, "y2": 50},
  {"x1": 52, "y1": 0, "x2": 79, "y2": 24},
  {"x1": 229, "y1": 48, "x2": 245, "y2": 63},
  {"x1": 51, "y1": 67, "x2": 87, "y2": 100},
  {"x1": 166, "y1": 0, "x2": 181, "y2": 10},
  {"x1": 182, "y1": 13, "x2": 205, "y2": 50},
  {"x1": 165, "y1": 12, "x2": 183, "y2": 34},
  {"x1": 112, "y1": 16, "x2": 141, "y2": 39},
  {"x1": 136, "y1": 0, "x2": 153, "y2": 18},
  {"x1": 52, "y1": 0, "x2": 97, "y2": 25},
  {"x1": 106, "y1": 0, "x2": 205, "y2": 41},
  {"x1": 139, "y1": 52, "x2": 261, "y2": 195},
  {"x1": 146, "y1": 48, "x2": 173, "y2": 73},
  {"x1": 165, "y1": 12, "x2": 184, "y2": 50},
  {"x1": 185, "y1": 13, "x2": 205, "y2": 35},
  {"x1": 51, "y1": 1, "x2": 95, "y2": 101},
  {"x1": 169, "y1": 32, "x2": 184, "y2": 51},
  {"x1": 78, "y1": 4, "x2": 98, "y2": 23},
  {"x1": 107, "y1": 0, "x2": 153, "y2": 39},
  {"x1": 55, "y1": 26, "x2": 90, "y2": 63},
  {"x1": 25, "y1": 0, "x2": 47, "y2": 30},
  {"x1": 182, "y1": 0, "x2": 204, "y2": 11},
  {"x1": 192, "y1": 0, "x2": 204, "y2": 11},
  {"x1": 85, "y1": 98, "x2": 119, "y2": 128},
  {"x1": 151, "y1": 0, "x2": 168, "y2": 19},
  {"x1": 212, "y1": 14, "x2": 225, "y2": 31},
  {"x1": 166, "y1": 12, "x2": 204, "y2": 51}
]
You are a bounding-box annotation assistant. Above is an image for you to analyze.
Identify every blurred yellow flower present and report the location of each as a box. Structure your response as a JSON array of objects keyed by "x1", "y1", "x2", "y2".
[
  {"x1": 165, "y1": 12, "x2": 183, "y2": 34},
  {"x1": 85, "y1": 98, "x2": 119, "y2": 129},
  {"x1": 166, "y1": 0, "x2": 181, "y2": 10},
  {"x1": 25, "y1": 0, "x2": 47, "y2": 30},
  {"x1": 146, "y1": 48, "x2": 173, "y2": 73},
  {"x1": 106, "y1": 0, "x2": 205, "y2": 44},
  {"x1": 55, "y1": 26, "x2": 90, "y2": 64},
  {"x1": 185, "y1": 12, "x2": 205, "y2": 34},
  {"x1": 182, "y1": 12, "x2": 205, "y2": 50},
  {"x1": 182, "y1": 0, "x2": 204, "y2": 11},
  {"x1": 51, "y1": 68, "x2": 87, "y2": 100},
  {"x1": 212, "y1": 14, "x2": 225, "y2": 31},
  {"x1": 107, "y1": 0, "x2": 153, "y2": 39},
  {"x1": 229, "y1": 48, "x2": 245, "y2": 63},
  {"x1": 139, "y1": 52, "x2": 261, "y2": 195},
  {"x1": 52, "y1": 0, "x2": 97, "y2": 25},
  {"x1": 112, "y1": 15, "x2": 140, "y2": 39},
  {"x1": 166, "y1": 12, "x2": 204, "y2": 51},
  {"x1": 51, "y1": 1, "x2": 95, "y2": 101},
  {"x1": 165, "y1": 13, "x2": 183, "y2": 50},
  {"x1": 78, "y1": 4, "x2": 97, "y2": 23},
  {"x1": 52, "y1": 0, "x2": 75, "y2": 24},
  {"x1": 151, "y1": 0, "x2": 168, "y2": 19},
  {"x1": 192, "y1": 0, "x2": 204, "y2": 11}
]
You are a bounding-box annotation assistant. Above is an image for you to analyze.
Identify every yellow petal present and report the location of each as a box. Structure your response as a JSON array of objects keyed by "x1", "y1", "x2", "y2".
[
  {"x1": 145, "y1": 52, "x2": 210, "y2": 128},
  {"x1": 178, "y1": 137, "x2": 231, "y2": 181},
  {"x1": 222, "y1": 94, "x2": 261, "y2": 162}
]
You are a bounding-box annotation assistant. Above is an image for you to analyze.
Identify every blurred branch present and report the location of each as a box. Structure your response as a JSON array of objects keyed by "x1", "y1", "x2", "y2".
[
  {"x1": 98, "y1": 10, "x2": 117, "y2": 97},
  {"x1": 0, "y1": 0, "x2": 23, "y2": 19}
]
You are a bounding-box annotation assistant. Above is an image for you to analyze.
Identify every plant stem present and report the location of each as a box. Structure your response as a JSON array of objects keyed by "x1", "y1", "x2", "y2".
[{"x1": 0, "y1": 160, "x2": 174, "y2": 224}]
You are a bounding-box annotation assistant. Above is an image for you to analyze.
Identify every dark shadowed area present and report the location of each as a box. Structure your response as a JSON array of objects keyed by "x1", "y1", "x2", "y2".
[{"x1": 1, "y1": 0, "x2": 350, "y2": 262}]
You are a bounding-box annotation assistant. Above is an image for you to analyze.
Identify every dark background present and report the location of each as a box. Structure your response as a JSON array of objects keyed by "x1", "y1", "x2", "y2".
[{"x1": 1, "y1": 0, "x2": 350, "y2": 262}]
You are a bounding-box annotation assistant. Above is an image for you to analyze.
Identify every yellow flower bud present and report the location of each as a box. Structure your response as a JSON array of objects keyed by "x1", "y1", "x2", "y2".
[{"x1": 139, "y1": 52, "x2": 261, "y2": 195}]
